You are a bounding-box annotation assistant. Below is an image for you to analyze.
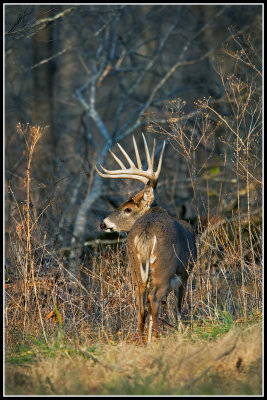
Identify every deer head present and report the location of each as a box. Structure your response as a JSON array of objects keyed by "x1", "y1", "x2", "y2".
[{"x1": 96, "y1": 133, "x2": 165, "y2": 232}]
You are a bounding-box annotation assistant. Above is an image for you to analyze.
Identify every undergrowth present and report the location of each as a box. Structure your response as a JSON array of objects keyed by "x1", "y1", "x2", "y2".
[{"x1": 5, "y1": 36, "x2": 262, "y2": 396}]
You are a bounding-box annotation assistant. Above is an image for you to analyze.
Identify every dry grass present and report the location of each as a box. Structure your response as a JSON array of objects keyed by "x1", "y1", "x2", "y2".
[
  {"x1": 5, "y1": 222, "x2": 262, "y2": 349},
  {"x1": 5, "y1": 322, "x2": 262, "y2": 395}
]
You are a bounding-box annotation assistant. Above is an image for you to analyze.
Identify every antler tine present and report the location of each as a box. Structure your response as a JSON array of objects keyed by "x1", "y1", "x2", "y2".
[
  {"x1": 109, "y1": 148, "x2": 126, "y2": 169},
  {"x1": 155, "y1": 140, "x2": 166, "y2": 178},
  {"x1": 142, "y1": 133, "x2": 152, "y2": 171},
  {"x1": 117, "y1": 142, "x2": 136, "y2": 168},
  {"x1": 151, "y1": 138, "x2": 156, "y2": 169},
  {"x1": 133, "y1": 136, "x2": 142, "y2": 169}
]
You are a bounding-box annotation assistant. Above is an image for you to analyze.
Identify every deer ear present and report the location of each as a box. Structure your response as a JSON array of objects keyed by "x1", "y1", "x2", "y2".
[
  {"x1": 132, "y1": 188, "x2": 146, "y2": 204},
  {"x1": 143, "y1": 186, "x2": 155, "y2": 205},
  {"x1": 131, "y1": 186, "x2": 155, "y2": 206}
]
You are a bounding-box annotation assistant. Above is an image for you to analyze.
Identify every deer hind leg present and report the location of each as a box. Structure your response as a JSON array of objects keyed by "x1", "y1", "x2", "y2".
[
  {"x1": 147, "y1": 285, "x2": 168, "y2": 342},
  {"x1": 171, "y1": 275, "x2": 185, "y2": 331},
  {"x1": 136, "y1": 285, "x2": 147, "y2": 341}
]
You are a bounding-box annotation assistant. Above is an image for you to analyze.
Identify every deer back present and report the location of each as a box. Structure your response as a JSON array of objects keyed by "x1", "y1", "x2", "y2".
[{"x1": 127, "y1": 206, "x2": 196, "y2": 288}]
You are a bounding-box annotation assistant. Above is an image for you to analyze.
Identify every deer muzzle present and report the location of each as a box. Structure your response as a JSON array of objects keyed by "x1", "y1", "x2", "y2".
[{"x1": 100, "y1": 217, "x2": 116, "y2": 232}]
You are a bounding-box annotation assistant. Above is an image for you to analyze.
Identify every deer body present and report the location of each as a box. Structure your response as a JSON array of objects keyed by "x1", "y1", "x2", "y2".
[{"x1": 96, "y1": 134, "x2": 196, "y2": 341}]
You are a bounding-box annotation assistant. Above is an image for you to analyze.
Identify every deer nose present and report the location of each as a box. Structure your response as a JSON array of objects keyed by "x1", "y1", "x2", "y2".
[{"x1": 100, "y1": 222, "x2": 107, "y2": 230}]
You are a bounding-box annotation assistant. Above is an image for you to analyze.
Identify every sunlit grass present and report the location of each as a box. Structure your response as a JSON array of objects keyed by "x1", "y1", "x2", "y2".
[{"x1": 5, "y1": 321, "x2": 262, "y2": 395}]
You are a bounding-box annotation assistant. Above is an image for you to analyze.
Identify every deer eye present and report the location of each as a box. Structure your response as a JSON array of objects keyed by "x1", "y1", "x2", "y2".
[{"x1": 124, "y1": 207, "x2": 132, "y2": 214}]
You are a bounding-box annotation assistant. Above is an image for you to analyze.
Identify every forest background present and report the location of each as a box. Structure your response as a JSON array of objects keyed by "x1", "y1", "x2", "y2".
[{"x1": 4, "y1": 4, "x2": 262, "y2": 396}]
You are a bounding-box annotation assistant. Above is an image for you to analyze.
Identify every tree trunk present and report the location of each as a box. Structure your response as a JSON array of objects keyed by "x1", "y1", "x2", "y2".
[{"x1": 32, "y1": 5, "x2": 56, "y2": 184}]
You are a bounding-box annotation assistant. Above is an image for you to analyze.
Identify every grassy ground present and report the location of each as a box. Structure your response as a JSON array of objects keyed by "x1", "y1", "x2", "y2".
[{"x1": 5, "y1": 320, "x2": 262, "y2": 396}]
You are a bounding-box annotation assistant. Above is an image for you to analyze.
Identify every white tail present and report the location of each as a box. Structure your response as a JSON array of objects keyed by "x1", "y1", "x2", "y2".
[{"x1": 96, "y1": 134, "x2": 196, "y2": 342}]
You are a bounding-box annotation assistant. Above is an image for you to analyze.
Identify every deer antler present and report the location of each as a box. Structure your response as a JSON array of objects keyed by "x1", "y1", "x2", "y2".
[{"x1": 95, "y1": 133, "x2": 166, "y2": 188}]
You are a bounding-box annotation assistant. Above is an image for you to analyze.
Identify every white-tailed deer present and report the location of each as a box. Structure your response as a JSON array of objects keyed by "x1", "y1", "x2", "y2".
[{"x1": 95, "y1": 134, "x2": 197, "y2": 342}]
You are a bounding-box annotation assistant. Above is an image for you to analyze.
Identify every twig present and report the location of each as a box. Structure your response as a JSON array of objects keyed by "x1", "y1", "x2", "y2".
[
  {"x1": 158, "y1": 317, "x2": 177, "y2": 329},
  {"x1": 56, "y1": 237, "x2": 127, "y2": 254}
]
